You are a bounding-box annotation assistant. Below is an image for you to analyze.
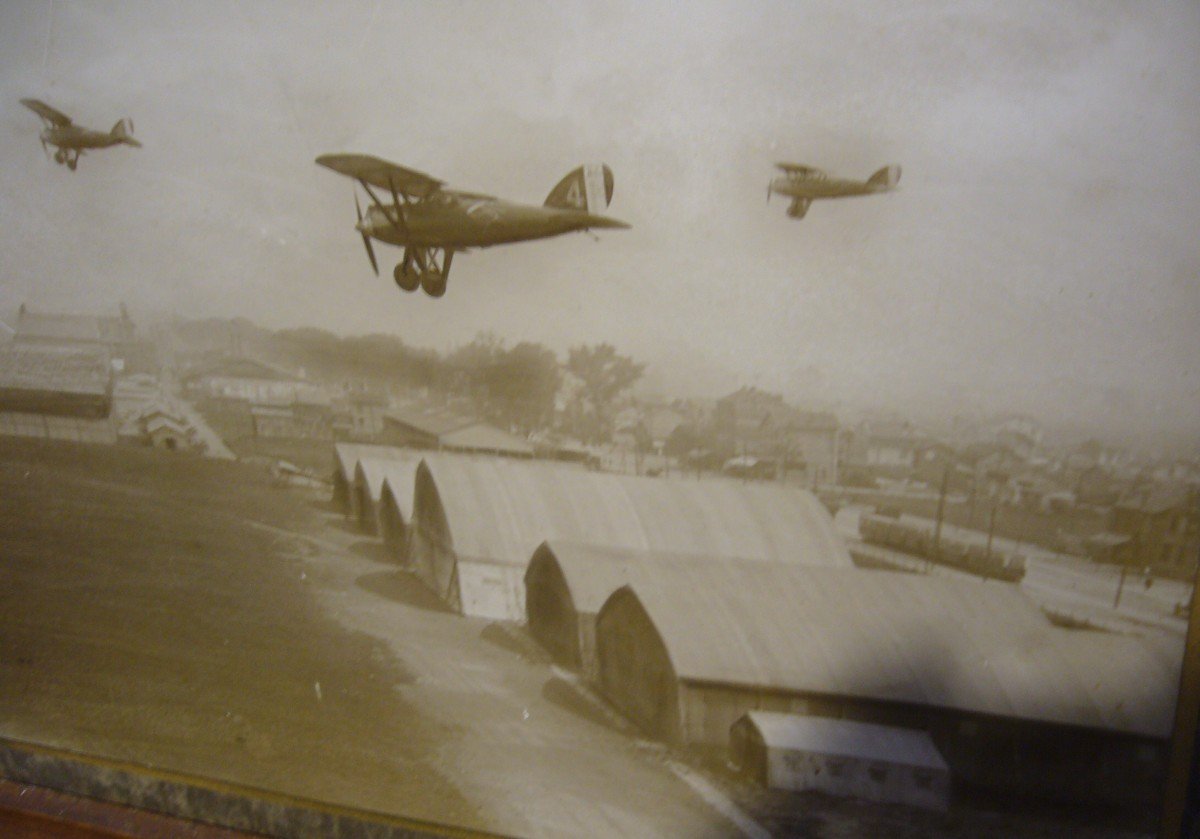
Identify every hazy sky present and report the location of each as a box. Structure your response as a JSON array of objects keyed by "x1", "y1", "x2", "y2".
[{"x1": 1, "y1": 1, "x2": 1198, "y2": 447}]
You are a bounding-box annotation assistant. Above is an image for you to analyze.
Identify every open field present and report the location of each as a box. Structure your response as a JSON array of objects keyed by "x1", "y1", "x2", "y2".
[{"x1": 0, "y1": 438, "x2": 478, "y2": 829}]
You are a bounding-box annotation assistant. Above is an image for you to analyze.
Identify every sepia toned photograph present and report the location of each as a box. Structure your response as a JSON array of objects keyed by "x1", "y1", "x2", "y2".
[{"x1": 1, "y1": 2, "x2": 1198, "y2": 837}]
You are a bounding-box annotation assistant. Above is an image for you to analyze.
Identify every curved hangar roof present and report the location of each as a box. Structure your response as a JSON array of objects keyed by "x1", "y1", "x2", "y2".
[
  {"x1": 415, "y1": 454, "x2": 851, "y2": 567},
  {"x1": 354, "y1": 453, "x2": 422, "y2": 507},
  {"x1": 601, "y1": 564, "x2": 1181, "y2": 738},
  {"x1": 411, "y1": 454, "x2": 851, "y2": 620},
  {"x1": 333, "y1": 443, "x2": 411, "y2": 484}
]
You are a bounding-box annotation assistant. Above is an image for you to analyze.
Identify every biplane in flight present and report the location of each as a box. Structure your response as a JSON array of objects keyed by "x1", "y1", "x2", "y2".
[
  {"x1": 315, "y1": 154, "x2": 629, "y2": 298},
  {"x1": 20, "y1": 99, "x2": 141, "y2": 171},
  {"x1": 768, "y1": 163, "x2": 900, "y2": 219}
]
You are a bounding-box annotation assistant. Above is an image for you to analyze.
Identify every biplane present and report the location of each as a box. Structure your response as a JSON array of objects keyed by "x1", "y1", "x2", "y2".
[
  {"x1": 20, "y1": 99, "x2": 141, "y2": 171},
  {"x1": 315, "y1": 154, "x2": 629, "y2": 298},
  {"x1": 768, "y1": 163, "x2": 900, "y2": 219}
]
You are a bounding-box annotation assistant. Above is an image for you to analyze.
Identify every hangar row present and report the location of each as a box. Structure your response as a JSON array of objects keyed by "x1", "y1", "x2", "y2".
[
  {"x1": 335, "y1": 443, "x2": 852, "y2": 621},
  {"x1": 333, "y1": 444, "x2": 1184, "y2": 807}
]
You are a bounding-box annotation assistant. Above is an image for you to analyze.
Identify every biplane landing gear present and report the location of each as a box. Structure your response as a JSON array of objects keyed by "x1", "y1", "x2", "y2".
[
  {"x1": 420, "y1": 271, "x2": 447, "y2": 299},
  {"x1": 67, "y1": 156, "x2": 77, "y2": 171},
  {"x1": 54, "y1": 150, "x2": 66, "y2": 164},
  {"x1": 402, "y1": 246, "x2": 453, "y2": 298},
  {"x1": 393, "y1": 262, "x2": 420, "y2": 292}
]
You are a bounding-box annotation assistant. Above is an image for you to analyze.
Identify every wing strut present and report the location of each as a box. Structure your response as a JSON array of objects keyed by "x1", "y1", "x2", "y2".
[{"x1": 358, "y1": 180, "x2": 409, "y2": 238}]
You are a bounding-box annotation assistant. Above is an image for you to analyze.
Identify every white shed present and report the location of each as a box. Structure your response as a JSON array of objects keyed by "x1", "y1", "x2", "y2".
[{"x1": 731, "y1": 712, "x2": 950, "y2": 811}]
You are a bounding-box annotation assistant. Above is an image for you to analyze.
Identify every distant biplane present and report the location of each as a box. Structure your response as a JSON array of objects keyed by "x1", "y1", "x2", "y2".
[
  {"x1": 315, "y1": 154, "x2": 629, "y2": 298},
  {"x1": 768, "y1": 163, "x2": 900, "y2": 219},
  {"x1": 21, "y1": 99, "x2": 141, "y2": 171}
]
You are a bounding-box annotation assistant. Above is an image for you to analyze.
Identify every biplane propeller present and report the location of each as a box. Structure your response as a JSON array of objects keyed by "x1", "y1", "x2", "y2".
[
  {"x1": 21, "y1": 98, "x2": 141, "y2": 171},
  {"x1": 315, "y1": 154, "x2": 628, "y2": 298},
  {"x1": 768, "y1": 162, "x2": 900, "y2": 219}
]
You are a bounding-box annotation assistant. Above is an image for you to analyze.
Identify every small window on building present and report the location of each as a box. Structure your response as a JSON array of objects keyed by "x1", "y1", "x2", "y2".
[
  {"x1": 912, "y1": 769, "x2": 934, "y2": 790},
  {"x1": 868, "y1": 764, "x2": 888, "y2": 784},
  {"x1": 826, "y1": 758, "x2": 847, "y2": 778}
]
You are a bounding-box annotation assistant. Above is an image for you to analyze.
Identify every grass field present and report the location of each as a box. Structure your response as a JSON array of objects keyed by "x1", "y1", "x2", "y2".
[{"x1": 0, "y1": 437, "x2": 477, "y2": 828}]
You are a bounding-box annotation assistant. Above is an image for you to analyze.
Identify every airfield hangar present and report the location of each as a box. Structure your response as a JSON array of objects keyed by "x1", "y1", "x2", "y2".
[
  {"x1": 586, "y1": 560, "x2": 1180, "y2": 806},
  {"x1": 335, "y1": 443, "x2": 1181, "y2": 806},
  {"x1": 407, "y1": 453, "x2": 853, "y2": 621}
]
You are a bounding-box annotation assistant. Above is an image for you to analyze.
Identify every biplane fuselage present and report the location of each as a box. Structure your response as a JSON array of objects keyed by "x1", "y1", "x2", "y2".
[
  {"x1": 768, "y1": 175, "x2": 894, "y2": 201},
  {"x1": 40, "y1": 125, "x2": 129, "y2": 152},
  {"x1": 357, "y1": 197, "x2": 624, "y2": 249}
]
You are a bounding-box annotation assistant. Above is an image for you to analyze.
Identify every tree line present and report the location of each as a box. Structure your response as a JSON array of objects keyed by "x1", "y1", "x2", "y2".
[{"x1": 270, "y1": 327, "x2": 644, "y2": 443}]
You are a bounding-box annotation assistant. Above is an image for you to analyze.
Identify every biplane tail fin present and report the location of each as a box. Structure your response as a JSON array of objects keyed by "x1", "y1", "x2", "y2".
[
  {"x1": 867, "y1": 165, "x2": 900, "y2": 189},
  {"x1": 544, "y1": 164, "x2": 614, "y2": 213},
  {"x1": 110, "y1": 118, "x2": 141, "y2": 148}
]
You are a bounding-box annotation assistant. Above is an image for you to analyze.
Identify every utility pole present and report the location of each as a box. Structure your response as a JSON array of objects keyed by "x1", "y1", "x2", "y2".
[
  {"x1": 985, "y1": 502, "x2": 998, "y2": 564},
  {"x1": 933, "y1": 460, "x2": 951, "y2": 559},
  {"x1": 1114, "y1": 564, "x2": 1128, "y2": 610}
]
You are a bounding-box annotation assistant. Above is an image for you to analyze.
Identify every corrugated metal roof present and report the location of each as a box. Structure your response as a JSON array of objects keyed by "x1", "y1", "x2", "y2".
[
  {"x1": 418, "y1": 455, "x2": 853, "y2": 570},
  {"x1": 441, "y1": 423, "x2": 534, "y2": 455},
  {"x1": 16, "y1": 311, "x2": 107, "y2": 342},
  {"x1": 529, "y1": 541, "x2": 760, "y2": 614},
  {"x1": 377, "y1": 459, "x2": 423, "y2": 521},
  {"x1": 0, "y1": 344, "x2": 111, "y2": 395},
  {"x1": 332, "y1": 443, "x2": 409, "y2": 483},
  {"x1": 354, "y1": 453, "x2": 421, "y2": 503},
  {"x1": 741, "y1": 711, "x2": 948, "y2": 770},
  {"x1": 186, "y1": 357, "x2": 301, "y2": 383},
  {"x1": 610, "y1": 565, "x2": 1182, "y2": 738},
  {"x1": 385, "y1": 404, "x2": 477, "y2": 437}
]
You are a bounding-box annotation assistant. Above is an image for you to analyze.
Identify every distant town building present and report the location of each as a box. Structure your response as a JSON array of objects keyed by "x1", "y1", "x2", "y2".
[
  {"x1": 331, "y1": 391, "x2": 390, "y2": 439},
  {"x1": 14, "y1": 303, "x2": 156, "y2": 373},
  {"x1": 986, "y1": 414, "x2": 1043, "y2": 460},
  {"x1": 182, "y1": 356, "x2": 328, "y2": 405},
  {"x1": 0, "y1": 343, "x2": 117, "y2": 444},
  {"x1": 382, "y1": 403, "x2": 533, "y2": 458},
  {"x1": 144, "y1": 414, "x2": 197, "y2": 451},
  {"x1": 1108, "y1": 484, "x2": 1200, "y2": 576},
  {"x1": 250, "y1": 402, "x2": 333, "y2": 441},
  {"x1": 0, "y1": 344, "x2": 113, "y2": 418},
  {"x1": 714, "y1": 387, "x2": 839, "y2": 485},
  {"x1": 846, "y1": 420, "x2": 926, "y2": 470}
]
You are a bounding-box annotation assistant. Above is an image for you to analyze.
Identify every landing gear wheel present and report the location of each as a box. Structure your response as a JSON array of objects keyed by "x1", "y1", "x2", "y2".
[
  {"x1": 67, "y1": 157, "x2": 77, "y2": 171},
  {"x1": 420, "y1": 271, "x2": 447, "y2": 298},
  {"x1": 393, "y1": 262, "x2": 420, "y2": 292},
  {"x1": 54, "y1": 150, "x2": 66, "y2": 164}
]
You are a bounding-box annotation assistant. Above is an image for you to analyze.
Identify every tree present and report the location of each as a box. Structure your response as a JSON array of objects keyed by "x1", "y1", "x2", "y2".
[
  {"x1": 446, "y1": 334, "x2": 560, "y2": 433},
  {"x1": 484, "y1": 342, "x2": 561, "y2": 432},
  {"x1": 564, "y1": 343, "x2": 645, "y2": 444}
]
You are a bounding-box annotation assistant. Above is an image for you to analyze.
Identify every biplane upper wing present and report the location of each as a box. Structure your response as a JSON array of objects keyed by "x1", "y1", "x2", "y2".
[
  {"x1": 775, "y1": 162, "x2": 827, "y2": 179},
  {"x1": 315, "y1": 154, "x2": 445, "y2": 200},
  {"x1": 21, "y1": 98, "x2": 73, "y2": 127},
  {"x1": 444, "y1": 189, "x2": 498, "y2": 202}
]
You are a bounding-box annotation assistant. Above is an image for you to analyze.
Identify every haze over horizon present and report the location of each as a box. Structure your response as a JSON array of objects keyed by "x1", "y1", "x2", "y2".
[{"x1": 1, "y1": 2, "x2": 1197, "y2": 451}]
